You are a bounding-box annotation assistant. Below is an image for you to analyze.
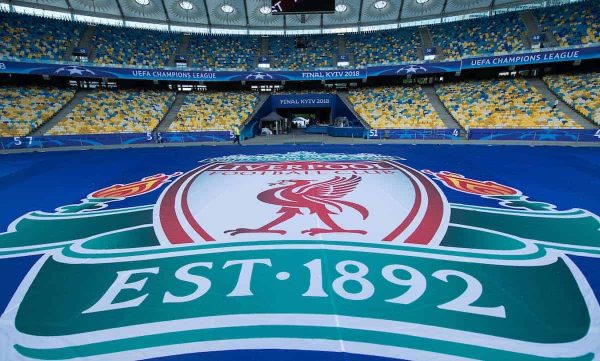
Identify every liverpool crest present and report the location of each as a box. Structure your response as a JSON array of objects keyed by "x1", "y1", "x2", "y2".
[{"x1": 0, "y1": 151, "x2": 598, "y2": 361}]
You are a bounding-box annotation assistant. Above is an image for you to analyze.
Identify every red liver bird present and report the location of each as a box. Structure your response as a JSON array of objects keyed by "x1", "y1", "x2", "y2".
[{"x1": 225, "y1": 175, "x2": 369, "y2": 236}]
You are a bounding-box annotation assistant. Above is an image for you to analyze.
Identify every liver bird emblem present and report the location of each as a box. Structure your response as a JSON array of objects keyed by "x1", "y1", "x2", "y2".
[{"x1": 225, "y1": 175, "x2": 369, "y2": 236}]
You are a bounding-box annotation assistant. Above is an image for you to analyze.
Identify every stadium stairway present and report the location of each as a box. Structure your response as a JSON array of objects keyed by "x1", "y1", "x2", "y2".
[
  {"x1": 419, "y1": 27, "x2": 433, "y2": 48},
  {"x1": 62, "y1": 38, "x2": 78, "y2": 62},
  {"x1": 29, "y1": 89, "x2": 92, "y2": 136},
  {"x1": 245, "y1": 93, "x2": 270, "y2": 126},
  {"x1": 425, "y1": 85, "x2": 465, "y2": 133},
  {"x1": 419, "y1": 27, "x2": 438, "y2": 60},
  {"x1": 155, "y1": 92, "x2": 187, "y2": 132},
  {"x1": 521, "y1": 11, "x2": 559, "y2": 48},
  {"x1": 337, "y1": 91, "x2": 369, "y2": 128},
  {"x1": 520, "y1": 11, "x2": 539, "y2": 48},
  {"x1": 62, "y1": 25, "x2": 92, "y2": 61},
  {"x1": 338, "y1": 34, "x2": 346, "y2": 59},
  {"x1": 527, "y1": 78, "x2": 598, "y2": 129},
  {"x1": 255, "y1": 38, "x2": 269, "y2": 68},
  {"x1": 260, "y1": 37, "x2": 269, "y2": 57},
  {"x1": 78, "y1": 25, "x2": 97, "y2": 54},
  {"x1": 542, "y1": 32, "x2": 559, "y2": 48},
  {"x1": 238, "y1": 93, "x2": 271, "y2": 139},
  {"x1": 168, "y1": 34, "x2": 190, "y2": 67},
  {"x1": 419, "y1": 26, "x2": 433, "y2": 48}
]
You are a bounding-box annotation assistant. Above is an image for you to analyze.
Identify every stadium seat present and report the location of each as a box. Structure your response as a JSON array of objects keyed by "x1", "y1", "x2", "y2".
[
  {"x1": 188, "y1": 35, "x2": 259, "y2": 70},
  {"x1": 47, "y1": 89, "x2": 175, "y2": 135},
  {"x1": 347, "y1": 28, "x2": 420, "y2": 66},
  {"x1": 169, "y1": 92, "x2": 258, "y2": 131},
  {"x1": 535, "y1": 0, "x2": 600, "y2": 47},
  {"x1": 268, "y1": 36, "x2": 334, "y2": 70},
  {"x1": 348, "y1": 86, "x2": 446, "y2": 129},
  {"x1": 93, "y1": 26, "x2": 179, "y2": 68},
  {"x1": 436, "y1": 78, "x2": 580, "y2": 129},
  {"x1": 430, "y1": 13, "x2": 526, "y2": 60},
  {"x1": 544, "y1": 73, "x2": 600, "y2": 126},
  {"x1": 0, "y1": 86, "x2": 75, "y2": 136},
  {"x1": 0, "y1": 12, "x2": 83, "y2": 61}
]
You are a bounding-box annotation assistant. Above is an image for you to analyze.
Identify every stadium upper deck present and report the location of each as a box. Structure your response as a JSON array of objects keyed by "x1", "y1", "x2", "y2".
[{"x1": 0, "y1": 0, "x2": 598, "y2": 70}]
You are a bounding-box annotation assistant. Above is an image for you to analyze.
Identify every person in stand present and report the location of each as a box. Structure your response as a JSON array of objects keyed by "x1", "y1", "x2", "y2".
[
  {"x1": 233, "y1": 125, "x2": 241, "y2": 145},
  {"x1": 552, "y1": 99, "x2": 559, "y2": 111}
]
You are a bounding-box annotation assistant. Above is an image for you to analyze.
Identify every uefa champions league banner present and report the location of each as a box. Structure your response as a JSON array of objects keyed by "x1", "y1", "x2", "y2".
[
  {"x1": 366, "y1": 61, "x2": 462, "y2": 77},
  {"x1": 461, "y1": 45, "x2": 600, "y2": 69},
  {"x1": 370, "y1": 45, "x2": 600, "y2": 75},
  {"x1": 0, "y1": 45, "x2": 598, "y2": 82},
  {"x1": 468, "y1": 128, "x2": 600, "y2": 142},
  {"x1": 0, "y1": 59, "x2": 367, "y2": 82}
]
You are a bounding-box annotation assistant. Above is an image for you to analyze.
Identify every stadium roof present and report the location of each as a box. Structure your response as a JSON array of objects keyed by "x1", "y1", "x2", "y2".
[{"x1": 0, "y1": 0, "x2": 578, "y2": 34}]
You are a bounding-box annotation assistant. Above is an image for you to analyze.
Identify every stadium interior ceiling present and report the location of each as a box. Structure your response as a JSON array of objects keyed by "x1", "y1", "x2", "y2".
[{"x1": 0, "y1": 0, "x2": 581, "y2": 35}]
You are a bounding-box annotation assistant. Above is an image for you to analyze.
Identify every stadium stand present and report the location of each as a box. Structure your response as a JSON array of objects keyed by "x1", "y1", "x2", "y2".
[
  {"x1": 348, "y1": 86, "x2": 446, "y2": 129},
  {"x1": 0, "y1": 2, "x2": 597, "y2": 140},
  {"x1": 0, "y1": 86, "x2": 75, "y2": 136},
  {"x1": 169, "y1": 92, "x2": 258, "y2": 132},
  {"x1": 46, "y1": 90, "x2": 175, "y2": 135},
  {"x1": 92, "y1": 26, "x2": 179, "y2": 68},
  {"x1": 435, "y1": 78, "x2": 581, "y2": 129},
  {"x1": 544, "y1": 73, "x2": 600, "y2": 125},
  {"x1": 347, "y1": 28, "x2": 420, "y2": 66},
  {"x1": 188, "y1": 35, "x2": 259, "y2": 70},
  {"x1": 1, "y1": 2, "x2": 596, "y2": 70},
  {"x1": 0, "y1": 12, "x2": 83, "y2": 61},
  {"x1": 430, "y1": 12, "x2": 526, "y2": 60},
  {"x1": 268, "y1": 35, "x2": 334, "y2": 70},
  {"x1": 535, "y1": 0, "x2": 600, "y2": 47}
]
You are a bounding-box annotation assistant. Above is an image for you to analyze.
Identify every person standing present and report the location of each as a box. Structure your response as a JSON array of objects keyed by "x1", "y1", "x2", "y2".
[{"x1": 233, "y1": 125, "x2": 241, "y2": 145}]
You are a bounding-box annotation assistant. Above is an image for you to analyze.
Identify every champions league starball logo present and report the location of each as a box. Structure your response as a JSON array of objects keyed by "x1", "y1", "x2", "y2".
[
  {"x1": 395, "y1": 65, "x2": 428, "y2": 74},
  {"x1": 53, "y1": 66, "x2": 97, "y2": 76},
  {"x1": 245, "y1": 72, "x2": 275, "y2": 80},
  {"x1": 0, "y1": 151, "x2": 599, "y2": 361}
]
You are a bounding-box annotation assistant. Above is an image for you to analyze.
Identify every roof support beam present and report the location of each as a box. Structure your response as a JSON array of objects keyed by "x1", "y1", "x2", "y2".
[
  {"x1": 397, "y1": 0, "x2": 404, "y2": 21},
  {"x1": 65, "y1": 0, "x2": 76, "y2": 22},
  {"x1": 242, "y1": 0, "x2": 249, "y2": 27},
  {"x1": 358, "y1": 0, "x2": 364, "y2": 24},
  {"x1": 202, "y1": 0, "x2": 211, "y2": 26},
  {"x1": 113, "y1": 0, "x2": 126, "y2": 21},
  {"x1": 159, "y1": 0, "x2": 171, "y2": 25},
  {"x1": 63, "y1": 0, "x2": 73, "y2": 13},
  {"x1": 441, "y1": 0, "x2": 449, "y2": 17}
]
